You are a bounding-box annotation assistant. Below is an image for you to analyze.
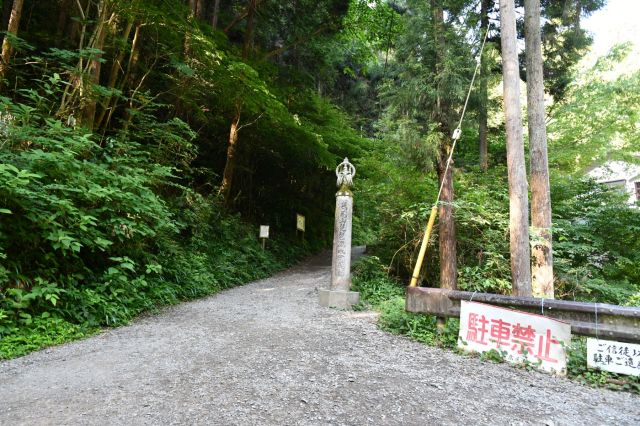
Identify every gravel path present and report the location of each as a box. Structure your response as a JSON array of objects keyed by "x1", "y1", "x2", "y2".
[{"x1": 1, "y1": 248, "x2": 638, "y2": 426}]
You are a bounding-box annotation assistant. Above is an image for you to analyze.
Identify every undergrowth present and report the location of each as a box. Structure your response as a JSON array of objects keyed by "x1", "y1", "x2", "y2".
[
  {"x1": 0, "y1": 95, "x2": 312, "y2": 359},
  {"x1": 352, "y1": 255, "x2": 640, "y2": 394},
  {"x1": 0, "y1": 214, "x2": 309, "y2": 359}
]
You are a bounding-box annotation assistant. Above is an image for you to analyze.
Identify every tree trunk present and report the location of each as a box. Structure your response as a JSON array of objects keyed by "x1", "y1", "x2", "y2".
[
  {"x1": 211, "y1": 0, "x2": 221, "y2": 29},
  {"x1": 432, "y1": 0, "x2": 457, "y2": 291},
  {"x1": 242, "y1": 0, "x2": 257, "y2": 59},
  {"x1": 525, "y1": 0, "x2": 554, "y2": 298},
  {"x1": 221, "y1": 107, "x2": 241, "y2": 207},
  {"x1": 0, "y1": 0, "x2": 25, "y2": 83},
  {"x1": 0, "y1": 0, "x2": 13, "y2": 46},
  {"x1": 82, "y1": 1, "x2": 111, "y2": 130},
  {"x1": 478, "y1": 0, "x2": 491, "y2": 171},
  {"x1": 56, "y1": 0, "x2": 70, "y2": 41},
  {"x1": 196, "y1": 0, "x2": 205, "y2": 19},
  {"x1": 574, "y1": 0, "x2": 582, "y2": 29},
  {"x1": 224, "y1": 0, "x2": 264, "y2": 34},
  {"x1": 95, "y1": 18, "x2": 134, "y2": 130},
  {"x1": 438, "y1": 149, "x2": 457, "y2": 290},
  {"x1": 499, "y1": 0, "x2": 532, "y2": 297},
  {"x1": 121, "y1": 23, "x2": 143, "y2": 134}
]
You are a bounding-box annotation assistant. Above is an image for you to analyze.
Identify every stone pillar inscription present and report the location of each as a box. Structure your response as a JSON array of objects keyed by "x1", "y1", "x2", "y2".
[
  {"x1": 331, "y1": 191, "x2": 353, "y2": 290},
  {"x1": 319, "y1": 158, "x2": 360, "y2": 309}
]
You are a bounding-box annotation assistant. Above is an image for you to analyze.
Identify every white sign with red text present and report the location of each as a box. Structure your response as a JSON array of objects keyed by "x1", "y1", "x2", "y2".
[{"x1": 458, "y1": 301, "x2": 571, "y2": 375}]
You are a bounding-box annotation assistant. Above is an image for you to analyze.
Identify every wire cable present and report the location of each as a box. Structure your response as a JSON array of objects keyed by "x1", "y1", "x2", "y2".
[{"x1": 435, "y1": 22, "x2": 491, "y2": 204}]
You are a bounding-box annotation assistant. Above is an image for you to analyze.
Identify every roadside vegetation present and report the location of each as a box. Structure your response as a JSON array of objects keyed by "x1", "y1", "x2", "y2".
[{"x1": 351, "y1": 256, "x2": 640, "y2": 394}]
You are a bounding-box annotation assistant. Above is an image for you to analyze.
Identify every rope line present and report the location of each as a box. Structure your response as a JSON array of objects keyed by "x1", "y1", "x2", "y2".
[
  {"x1": 435, "y1": 23, "x2": 491, "y2": 204},
  {"x1": 408, "y1": 21, "x2": 492, "y2": 287},
  {"x1": 595, "y1": 303, "x2": 599, "y2": 340}
]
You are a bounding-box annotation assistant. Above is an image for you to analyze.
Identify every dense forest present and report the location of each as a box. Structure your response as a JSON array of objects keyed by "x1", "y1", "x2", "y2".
[{"x1": 0, "y1": 0, "x2": 639, "y2": 357}]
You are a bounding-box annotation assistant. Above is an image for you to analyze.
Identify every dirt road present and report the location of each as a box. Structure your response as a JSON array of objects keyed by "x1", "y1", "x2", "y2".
[{"x1": 1, "y1": 249, "x2": 637, "y2": 425}]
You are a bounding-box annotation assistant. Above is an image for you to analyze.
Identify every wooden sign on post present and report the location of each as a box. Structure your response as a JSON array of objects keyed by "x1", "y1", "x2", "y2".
[
  {"x1": 458, "y1": 301, "x2": 571, "y2": 375},
  {"x1": 296, "y1": 214, "x2": 305, "y2": 232},
  {"x1": 587, "y1": 338, "x2": 640, "y2": 377},
  {"x1": 259, "y1": 225, "x2": 269, "y2": 249}
]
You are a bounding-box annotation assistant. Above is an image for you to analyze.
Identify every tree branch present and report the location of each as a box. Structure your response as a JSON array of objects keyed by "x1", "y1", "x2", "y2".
[
  {"x1": 264, "y1": 24, "x2": 332, "y2": 59},
  {"x1": 237, "y1": 112, "x2": 263, "y2": 132},
  {"x1": 224, "y1": 0, "x2": 266, "y2": 34}
]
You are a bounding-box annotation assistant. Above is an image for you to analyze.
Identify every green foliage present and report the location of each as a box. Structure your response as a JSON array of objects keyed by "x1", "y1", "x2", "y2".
[
  {"x1": 454, "y1": 166, "x2": 512, "y2": 294},
  {"x1": 0, "y1": 315, "x2": 93, "y2": 359},
  {"x1": 360, "y1": 127, "x2": 640, "y2": 300},
  {"x1": 552, "y1": 177, "x2": 640, "y2": 304},
  {"x1": 534, "y1": 0, "x2": 606, "y2": 101},
  {"x1": 351, "y1": 256, "x2": 404, "y2": 309},
  {"x1": 548, "y1": 44, "x2": 640, "y2": 174},
  {"x1": 0, "y1": 86, "x2": 311, "y2": 358},
  {"x1": 352, "y1": 256, "x2": 459, "y2": 348},
  {"x1": 354, "y1": 138, "x2": 439, "y2": 278},
  {"x1": 566, "y1": 337, "x2": 640, "y2": 393},
  {"x1": 378, "y1": 296, "x2": 459, "y2": 348},
  {"x1": 358, "y1": 135, "x2": 514, "y2": 293}
]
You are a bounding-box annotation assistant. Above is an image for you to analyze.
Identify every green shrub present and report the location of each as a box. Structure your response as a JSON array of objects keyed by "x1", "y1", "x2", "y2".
[{"x1": 0, "y1": 95, "x2": 311, "y2": 358}]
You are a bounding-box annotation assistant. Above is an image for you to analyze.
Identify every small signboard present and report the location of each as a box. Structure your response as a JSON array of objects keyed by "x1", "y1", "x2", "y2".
[
  {"x1": 259, "y1": 225, "x2": 269, "y2": 239},
  {"x1": 458, "y1": 301, "x2": 571, "y2": 375},
  {"x1": 587, "y1": 338, "x2": 640, "y2": 377},
  {"x1": 296, "y1": 214, "x2": 305, "y2": 232}
]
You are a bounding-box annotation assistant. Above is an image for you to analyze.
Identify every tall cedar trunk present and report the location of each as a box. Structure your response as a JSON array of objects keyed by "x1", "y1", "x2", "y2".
[
  {"x1": 68, "y1": 0, "x2": 89, "y2": 46},
  {"x1": 196, "y1": 0, "x2": 205, "y2": 19},
  {"x1": 438, "y1": 149, "x2": 456, "y2": 290},
  {"x1": 121, "y1": 23, "x2": 142, "y2": 134},
  {"x1": 0, "y1": 0, "x2": 13, "y2": 45},
  {"x1": 478, "y1": 0, "x2": 490, "y2": 171},
  {"x1": 220, "y1": 0, "x2": 256, "y2": 206},
  {"x1": 499, "y1": 0, "x2": 532, "y2": 296},
  {"x1": 221, "y1": 108, "x2": 241, "y2": 207},
  {"x1": 212, "y1": 0, "x2": 221, "y2": 29},
  {"x1": 58, "y1": 0, "x2": 89, "y2": 118},
  {"x1": 0, "y1": 0, "x2": 25, "y2": 83},
  {"x1": 56, "y1": 0, "x2": 70, "y2": 40},
  {"x1": 224, "y1": 0, "x2": 264, "y2": 33},
  {"x1": 243, "y1": 0, "x2": 256, "y2": 59},
  {"x1": 184, "y1": 0, "x2": 196, "y2": 56},
  {"x1": 95, "y1": 18, "x2": 134, "y2": 130},
  {"x1": 82, "y1": 1, "x2": 110, "y2": 130},
  {"x1": 432, "y1": 0, "x2": 457, "y2": 291},
  {"x1": 525, "y1": 0, "x2": 554, "y2": 298}
]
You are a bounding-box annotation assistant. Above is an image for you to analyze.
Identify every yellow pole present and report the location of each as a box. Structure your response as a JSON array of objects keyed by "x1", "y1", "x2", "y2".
[{"x1": 409, "y1": 205, "x2": 438, "y2": 287}]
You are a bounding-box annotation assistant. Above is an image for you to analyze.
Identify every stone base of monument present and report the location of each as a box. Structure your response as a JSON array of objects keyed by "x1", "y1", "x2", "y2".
[{"x1": 319, "y1": 289, "x2": 360, "y2": 309}]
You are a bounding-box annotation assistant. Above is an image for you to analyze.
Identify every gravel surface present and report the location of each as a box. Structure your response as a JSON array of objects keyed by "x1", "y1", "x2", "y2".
[{"x1": 1, "y1": 248, "x2": 638, "y2": 426}]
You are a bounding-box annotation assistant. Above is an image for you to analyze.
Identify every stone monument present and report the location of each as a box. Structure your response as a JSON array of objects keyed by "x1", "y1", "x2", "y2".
[{"x1": 319, "y1": 158, "x2": 360, "y2": 309}]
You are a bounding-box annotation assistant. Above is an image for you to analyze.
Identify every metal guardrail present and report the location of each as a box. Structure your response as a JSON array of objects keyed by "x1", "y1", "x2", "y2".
[{"x1": 406, "y1": 287, "x2": 640, "y2": 343}]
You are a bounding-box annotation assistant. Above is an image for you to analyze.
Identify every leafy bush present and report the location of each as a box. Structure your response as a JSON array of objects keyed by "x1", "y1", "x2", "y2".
[
  {"x1": 552, "y1": 177, "x2": 640, "y2": 304},
  {"x1": 0, "y1": 94, "x2": 310, "y2": 358},
  {"x1": 352, "y1": 256, "x2": 458, "y2": 347}
]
